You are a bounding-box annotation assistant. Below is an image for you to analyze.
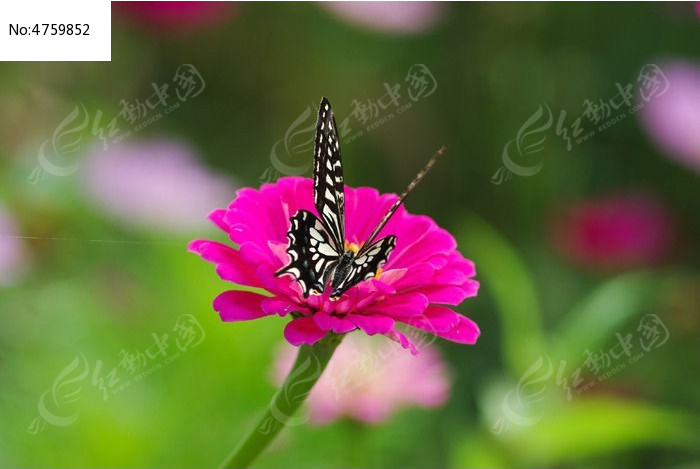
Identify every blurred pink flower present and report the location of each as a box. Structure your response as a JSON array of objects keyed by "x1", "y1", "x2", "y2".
[
  {"x1": 639, "y1": 60, "x2": 700, "y2": 174},
  {"x1": 189, "y1": 176, "x2": 479, "y2": 354},
  {"x1": 696, "y1": 2, "x2": 700, "y2": 19},
  {"x1": 321, "y1": 2, "x2": 443, "y2": 34},
  {"x1": 114, "y1": 1, "x2": 236, "y2": 35},
  {"x1": 0, "y1": 207, "x2": 29, "y2": 285},
  {"x1": 549, "y1": 193, "x2": 676, "y2": 271},
  {"x1": 273, "y1": 333, "x2": 451, "y2": 425},
  {"x1": 82, "y1": 139, "x2": 235, "y2": 234}
]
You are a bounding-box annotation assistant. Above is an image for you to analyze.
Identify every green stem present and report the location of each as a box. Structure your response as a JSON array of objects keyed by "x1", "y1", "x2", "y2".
[{"x1": 220, "y1": 333, "x2": 343, "y2": 469}]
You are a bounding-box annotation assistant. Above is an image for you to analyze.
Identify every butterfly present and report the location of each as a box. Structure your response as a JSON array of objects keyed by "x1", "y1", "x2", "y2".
[{"x1": 276, "y1": 97, "x2": 445, "y2": 301}]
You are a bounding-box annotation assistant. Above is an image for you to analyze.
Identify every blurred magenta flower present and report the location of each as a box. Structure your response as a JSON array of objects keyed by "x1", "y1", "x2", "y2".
[
  {"x1": 189, "y1": 176, "x2": 479, "y2": 354},
  {"x1": 82, "y1": 139, "x2": 234, "y2": 234},
  {"x1": 321, "y1": 2, "x2": 443, "y2": 34},
  {"x1": 114, "y1": 1, "x2": 236, "y2": 35},
  {"x1": 0, "y1": 206, "x2": 29, "y2": 285},
  {"x1": 273, "y1": 333, "x2": 451, "y2": 424},
  {"x1": 549, "y1": 193, "x2": 676, "y2": 271},
  {"x1": 639, "y1": 60, "x2": 700, "y2": 174}
]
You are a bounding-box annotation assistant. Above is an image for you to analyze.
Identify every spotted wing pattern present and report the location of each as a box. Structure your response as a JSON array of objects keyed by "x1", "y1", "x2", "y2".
[
  {"x1": 313, "y1": 97, "x2": 345, "y2": 252},
  {"x1": 276, "y1": 210, "x2": 341, "y2": 297},
  {"x1": 330, "y1": 236, "x2": 397, "y2": 298}
]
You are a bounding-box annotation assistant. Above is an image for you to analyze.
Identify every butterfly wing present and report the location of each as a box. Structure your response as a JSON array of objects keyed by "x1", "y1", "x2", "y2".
[
  {"x1": 276, "y1": 210, "x2": 341, "y2": 297},
  {"x1": 313, "y1": 97, "x2": 345, "y2": 252},
  {"x1": 330, "y1": 235, "x2": 396, "y2": 299}
]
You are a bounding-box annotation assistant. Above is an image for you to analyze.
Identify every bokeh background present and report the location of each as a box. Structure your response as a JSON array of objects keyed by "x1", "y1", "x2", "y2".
[{"x1": 1, "y1": 2, "x2": 699, "y2": 468}]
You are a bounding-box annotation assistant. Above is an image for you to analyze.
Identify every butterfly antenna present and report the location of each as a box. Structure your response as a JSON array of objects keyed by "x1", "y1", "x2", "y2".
[{"x1": 362, "y1": 145, "x2": 447, "y2": 249}]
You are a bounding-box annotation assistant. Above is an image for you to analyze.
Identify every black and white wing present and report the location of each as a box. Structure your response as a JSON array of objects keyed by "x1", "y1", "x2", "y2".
[
  {"x1": 276, "y1": 210, "x2": 341, "y2": 297},
  {"x1": 330, "y1": 236, "x2": 396, "y2": 299},
  {"x1": 313, "y1": 97, "x2": 345, "y2": 252}
]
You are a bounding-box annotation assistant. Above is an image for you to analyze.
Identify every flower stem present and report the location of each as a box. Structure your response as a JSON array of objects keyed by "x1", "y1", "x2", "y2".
[{"x1": 220, "y1": 333, "x2": 343, "y2": 469}]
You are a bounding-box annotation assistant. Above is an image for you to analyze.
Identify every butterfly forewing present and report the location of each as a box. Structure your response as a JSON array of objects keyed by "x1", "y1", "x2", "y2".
[
  {"x1": 313, "y1": 97, "x2": 345, "y2": 252},
  {"x1": 276, "y1": 210, "x2": 340, "y2": 297}
]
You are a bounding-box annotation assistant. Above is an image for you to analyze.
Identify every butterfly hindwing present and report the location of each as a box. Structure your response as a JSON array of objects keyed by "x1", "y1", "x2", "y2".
[
  {"x1": 330, "y1": 235, "x2": 396, "y2": 298},
  {"x1": 276, "y1": 210, "x2": 341, "y2": 297},
  {"x1": 313, "y1": 97, "x2": 345, "y2": 252}
]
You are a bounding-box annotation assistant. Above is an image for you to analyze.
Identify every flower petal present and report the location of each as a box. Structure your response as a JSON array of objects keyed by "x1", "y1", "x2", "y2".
[
  {"x1": 349, "y1": 314, "x2": 395, "y2": 335},
  {"x1": 261, "y1": 297, "x2": 308, "y2": 317},
  {"x1": 188, "y1": 240, "x2": 259, "y2": 286},
  {"x1": 313, "y1": 312, "x2": 357, "y2": 334},
  {"x1": 213, "y1": 290, "x2": 272, "y2": 322},
  {"x1": 405, "y1": 306, "x2": 480, "y2": 345},
  {"x1": 364, "y1": 292, "x2": 428, "y2": 317},
  {"x1": 208, "y1": 208, "x2": 231, "y2": 232},
  {"x1": 384, "y1": 328, "x2": 419, "y2": 355},
  {"x1": 284, "y1": 317, "x2": 328, "y2": 346}
]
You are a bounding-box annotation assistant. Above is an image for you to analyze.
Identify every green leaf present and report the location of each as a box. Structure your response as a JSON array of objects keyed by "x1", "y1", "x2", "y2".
[
  {"x1": 457, "y1": 214, "x2": 545, "y2": 376},
  {"x1": 550, "y1": 271, "x2": 657, "y2": 365},
  {"x1": 506, "y1": 396, "x2": 698, "y2": 466}
]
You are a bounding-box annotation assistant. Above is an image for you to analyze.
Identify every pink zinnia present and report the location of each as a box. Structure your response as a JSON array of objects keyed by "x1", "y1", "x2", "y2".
[
  {"x1": 321, "y1": 2, "x2": 444, "y2": 35},
  {"x1": 114, "y1": 1, "x2": 236, "y2": 36},
  {"x1": 549, "y1": 193, "x2": 676, "y2": 271},
  {"x1": 273, "y1": 333, "x2": 451, "y2": 424},
  {"x1": 188, "y1": 176, "x2": 479, "y2": 353},
  {"x1": 638, "y1": 60, "x2": 700, "y2": 174},
  {"x1": 82, "y1": 139, "x2": 235, "y2": 234}
]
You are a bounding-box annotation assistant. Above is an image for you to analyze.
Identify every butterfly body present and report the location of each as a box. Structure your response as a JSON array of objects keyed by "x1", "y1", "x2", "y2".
[{"x1": 276, "y1": 97, "x2": 444, "y2": 301}]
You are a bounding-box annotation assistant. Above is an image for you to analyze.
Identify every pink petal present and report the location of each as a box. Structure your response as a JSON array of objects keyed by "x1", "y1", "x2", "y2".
[
  {"x1": 349, "y1": 314, "x2": 395, "y2": 335},
  {"x1": 188, "y1": 240, "x2": 259, "y2": 287},
  {"x1": 384, "y1": 328, "x2": 419, "y2": 355},
  {"x1": 422, "y1": 285, "x2": 471, "y2": 305},
  {"x1": 261, "y1": 297, "x2": 308, "y2": 317},
  {"x1": 208, "y1": 208, "x2": 231, "y2": 232},
  {"x1": 406, "y1": 306, "x2": 480, "y2": 345},
  {"x1": 213, "y1": 291, "x2": 272, "y2": 322},
  {"x1": 365, "y1": 292, "x2": 429, "y2": 317},
  {"x1": 313, "y1": 312, "x2": 357, "y2": 333},
  {"x1": 284, "y1": 317, "x2": 328, "y2": 346}
]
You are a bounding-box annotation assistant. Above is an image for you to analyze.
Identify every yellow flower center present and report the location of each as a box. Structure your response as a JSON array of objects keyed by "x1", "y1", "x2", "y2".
[{"x1": 344, "y1": 241, "x2": 362, "y2": 253}]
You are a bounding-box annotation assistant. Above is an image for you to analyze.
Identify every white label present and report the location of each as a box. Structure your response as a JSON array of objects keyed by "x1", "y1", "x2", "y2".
[{"x1": 0, "y1": 0, "x2": 110, "y2": 61}]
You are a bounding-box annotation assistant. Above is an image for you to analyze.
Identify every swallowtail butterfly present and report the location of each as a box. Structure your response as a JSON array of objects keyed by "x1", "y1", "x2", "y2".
[{"x1": 276, "y1": 97, "x2": 445, "y2": 300}]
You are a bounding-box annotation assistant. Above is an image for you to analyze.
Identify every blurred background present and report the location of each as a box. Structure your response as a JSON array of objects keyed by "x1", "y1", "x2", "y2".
[{"x1": 1, "y1": 2, "x2": 699, "y2": 468}]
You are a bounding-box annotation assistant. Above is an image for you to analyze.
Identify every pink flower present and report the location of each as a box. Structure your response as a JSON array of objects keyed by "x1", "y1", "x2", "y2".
[
  {"x1": 82, "y1": 139, "x2": 235, "y2": 234},
  {"x1": 189, "y1": 176, "x2": 479, "y2": 353},
  {"x1": 273, "y1": 333, "x2": 451, "y2": 424},
  {"x1": 321, "y1": 2, "x2": 443, "y2": 34},
  {"x1": 0, "y1": 206, "x2": 29, "y2": 286},
  {"x1": 114, "y1": 1, "x2": 236, "y2": 36},
  {"x1": 549, "y1": 193, "x2": 676, "y2": 271},
  {"x1": 639, "y1": 60, "x2": 700, "y2": 174}
]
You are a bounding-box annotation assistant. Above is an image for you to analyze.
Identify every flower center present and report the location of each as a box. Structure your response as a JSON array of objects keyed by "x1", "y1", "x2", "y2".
[{"x1": 344, "y1": 241, "x2": 362, "y2": 253}]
